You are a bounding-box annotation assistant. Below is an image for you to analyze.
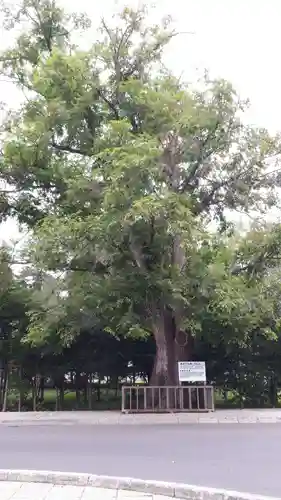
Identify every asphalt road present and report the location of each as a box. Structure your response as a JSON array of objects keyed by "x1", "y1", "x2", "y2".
[{"x1": 0, "y1": 424, "x2": 280, "y2": 497}]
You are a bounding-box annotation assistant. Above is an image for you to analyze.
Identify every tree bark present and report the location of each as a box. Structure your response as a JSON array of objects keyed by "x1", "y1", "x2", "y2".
[
  {"x1": 39, "y1": 376, "x2": 45, "y2": 403},
  {"x1": 2, "y1": 368, "x2": 8, "y2": 412},
  {"x1": 149, "y1": 308, "x2": 177, "y2": 386},
  {"x1": 149, "y1": 309, "x2": 193, "y2": 387},
  {"x1": 59, "y1": 385, "x2": 64, "y2": 410}
]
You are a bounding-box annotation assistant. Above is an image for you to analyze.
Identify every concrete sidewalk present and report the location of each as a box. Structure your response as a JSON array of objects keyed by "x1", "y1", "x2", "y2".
[
  {"x1": 0, "y1": 482, "x2": 279, "y2": 500},
  {"x1": 0, "y1": 471, "x2": 278, "y2": 500},
  {"x1": 1, "y1": 409, "x2": 281, "y2": 425},
  {"x1": 0, "y1": 482, "x2": 172, "y2": 500}
]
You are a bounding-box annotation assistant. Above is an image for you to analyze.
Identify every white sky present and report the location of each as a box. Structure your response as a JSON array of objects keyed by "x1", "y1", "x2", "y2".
[{"x1": 1, "y1": 0, "x2": 281, "y2": 242}]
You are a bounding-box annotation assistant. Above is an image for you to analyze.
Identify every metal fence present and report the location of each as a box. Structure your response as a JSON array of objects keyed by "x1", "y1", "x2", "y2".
[{"x1": 121, "y1": 385, "x2": 215, "y2": 413}]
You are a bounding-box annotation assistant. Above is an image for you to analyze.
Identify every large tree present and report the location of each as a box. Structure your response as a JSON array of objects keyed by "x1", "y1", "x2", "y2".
[{"x1": 1, "y1": 0, "x2": 281, "y2": 385}]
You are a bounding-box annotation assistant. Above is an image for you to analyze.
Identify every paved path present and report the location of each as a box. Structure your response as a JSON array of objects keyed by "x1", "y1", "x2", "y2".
[
  {"x1": 0, "y1": 424, "x2": 280, "y2": 497},
  {"x1": 0, "y1": 482, "x2": 175, "y2": 499},
  {"x1": 1, "y1": 409, "x2": 281, "y2": 425}
]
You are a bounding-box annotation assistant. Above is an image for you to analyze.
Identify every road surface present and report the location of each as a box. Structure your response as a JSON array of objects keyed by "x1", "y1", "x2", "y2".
[{"x1": 0, "y1": 424, "x2": 279, "y2": 497}]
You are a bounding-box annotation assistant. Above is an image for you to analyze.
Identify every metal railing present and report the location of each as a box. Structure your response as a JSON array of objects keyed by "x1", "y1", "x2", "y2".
[{"x1": 121, "y1": 385, "x2": 214, "y2": 413}]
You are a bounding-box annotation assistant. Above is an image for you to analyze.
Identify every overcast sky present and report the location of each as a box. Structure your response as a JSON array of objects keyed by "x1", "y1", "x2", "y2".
[{"x1": 1, "y1": 0, "x2": 281, "y2": 242}]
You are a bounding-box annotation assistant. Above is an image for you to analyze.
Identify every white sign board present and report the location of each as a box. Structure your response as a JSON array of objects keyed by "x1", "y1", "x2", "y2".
[{"x1": 178, "y1": 361, "x2": 206, "y2": 383}]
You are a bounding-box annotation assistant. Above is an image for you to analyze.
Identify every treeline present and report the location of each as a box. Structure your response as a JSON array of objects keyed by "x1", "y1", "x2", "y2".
[{"x1": 1, "y1": 255, "x2": 281, "y2": 411}]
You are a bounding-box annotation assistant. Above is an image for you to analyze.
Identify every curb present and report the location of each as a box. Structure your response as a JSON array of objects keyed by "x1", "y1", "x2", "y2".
[
  {"x1": 1, "y1": 410, "x2": 281, "y2": 426},
  {"x1": 0, "y1": 470, "x2": 278, "y2": 500}
]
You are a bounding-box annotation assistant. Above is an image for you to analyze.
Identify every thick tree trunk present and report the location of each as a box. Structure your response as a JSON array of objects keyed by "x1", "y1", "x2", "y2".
[
  {"x1": 149, "y1": 312, "x2": 194, "y2": 411},
  {"x1": 150, "y1": 309, "x2": 178, "y2": 386},
  {"x1": 150, "y1": 332, "x2": 176, "y2": 386},
  {"x1": 149, "y1": 310, "x2": 193, "y2": 387}
]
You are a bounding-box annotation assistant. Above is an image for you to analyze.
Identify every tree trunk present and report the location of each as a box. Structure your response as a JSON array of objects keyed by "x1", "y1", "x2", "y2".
[
  {"x1": 150, "y1": 308, "x2": 178, "y2": 386},
  {"x1": 75, "y1": 372, "x2": 81, "y2": 407},
  {"x1": 59, "y1": 385, "x2": 64, "y2": 410},
  {"x1": 269, "y1": 374, "x2": 278, "y2": 408},
  {"x1": 18, "y1": 366, "x2": 23, "y2": 412},
  {"x1": 39, "y1": 376, "x2": 45, "y2": 403},
  {"x1": 150, "y1": 309, "x2": 193, "y2": 387},
  {"x1": 83, "y1": 382, "x2": 88, "y2": 406},
  {"x1": 88, "y1": 375, "x2": 93, "y2": 410},
  {"x1": 2, "y1": 369, "x2": 8, "y2": 412}
]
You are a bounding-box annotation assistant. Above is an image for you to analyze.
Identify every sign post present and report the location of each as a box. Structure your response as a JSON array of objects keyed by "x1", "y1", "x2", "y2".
[{"x1": 178, "y1": 361, "x2": 206, "y2": 384}]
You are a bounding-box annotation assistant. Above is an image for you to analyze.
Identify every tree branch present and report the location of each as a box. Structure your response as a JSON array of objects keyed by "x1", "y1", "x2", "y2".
[
  {"x1": 180, "y1": 120, "x2": 221, "y2": 193},
  {"x1": 97, "y1": 88, "x2": 119, "y2": 119},
  {"x1": 30, "y1": 0, "x2": 53, "y2": 53},
  {"x1": 129, "y1": 235, "x2": 148, "y2": 274},
  {"x1": 50, "y1": 141, "x2": 90, "y2": 157}
]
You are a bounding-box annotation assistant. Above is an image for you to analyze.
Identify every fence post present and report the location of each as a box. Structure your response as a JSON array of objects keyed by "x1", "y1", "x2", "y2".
[
  {"x1": 121, "y1": 386, "x2": 125, "y2": 412},
  {"x1": 144, "y1": 387, "x2": 147, "y2": 411}
]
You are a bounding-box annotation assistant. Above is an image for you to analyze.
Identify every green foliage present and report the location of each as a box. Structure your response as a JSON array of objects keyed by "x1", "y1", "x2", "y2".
[
  {"x1": 0, "y1": 247, "x2": 30, "y2": 368},
  {"x1": 1, "y1": 0, "x2": 281, "y2": 387}
]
